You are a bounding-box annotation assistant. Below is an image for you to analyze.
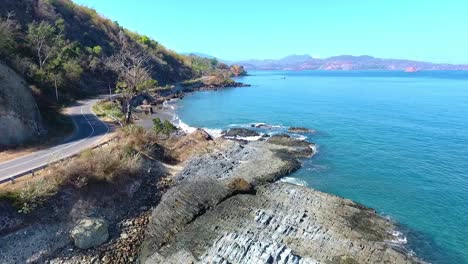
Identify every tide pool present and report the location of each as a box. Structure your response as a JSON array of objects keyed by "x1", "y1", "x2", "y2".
[{"x1": 175, "y1": 71, "x2": 468, "y2": 264}]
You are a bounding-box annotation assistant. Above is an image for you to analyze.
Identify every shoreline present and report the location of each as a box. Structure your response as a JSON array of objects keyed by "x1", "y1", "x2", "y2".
[
  {"x1": 0, "y1": 84, "x2": 425, "y2": 263},
  {"x1": 137, "y1": 91, "x2": 422, "y2": 261},
  {"x1": 140, "y1": 128, "x2": 423, "y2": 263}
]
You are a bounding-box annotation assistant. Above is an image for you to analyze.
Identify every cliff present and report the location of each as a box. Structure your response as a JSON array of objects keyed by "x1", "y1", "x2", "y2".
[{"x1": 0, "y1": 62, "x2": 43, "y2": 148}]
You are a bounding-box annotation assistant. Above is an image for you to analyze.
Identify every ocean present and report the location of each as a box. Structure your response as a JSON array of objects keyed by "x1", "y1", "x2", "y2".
[{"x1": 172, "y1": 70, "x2": 468, "y2": 264}]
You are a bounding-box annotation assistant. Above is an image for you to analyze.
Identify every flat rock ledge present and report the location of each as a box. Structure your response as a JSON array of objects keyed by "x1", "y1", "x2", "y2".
[{"x1": 140, "y1": 139, "x2": 424, "y2": 264}]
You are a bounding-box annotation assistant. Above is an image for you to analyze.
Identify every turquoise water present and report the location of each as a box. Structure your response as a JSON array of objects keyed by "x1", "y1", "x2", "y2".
[{"x1": 175, "y1": 71, "x2": 468, "y2": 264}]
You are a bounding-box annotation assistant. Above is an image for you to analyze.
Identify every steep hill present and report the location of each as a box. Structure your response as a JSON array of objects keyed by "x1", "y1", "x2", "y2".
[{"x1": 0, "y1": 0, "x2": 196, "y2": 101}]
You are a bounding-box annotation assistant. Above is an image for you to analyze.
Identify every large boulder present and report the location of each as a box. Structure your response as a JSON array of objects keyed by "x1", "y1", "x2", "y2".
[
  {"x1": 70, "y1": 218, "x2": 109, "y2": 249},
  {"x1": 0, "y1": 62, "x2": 43, "y2": 148}
]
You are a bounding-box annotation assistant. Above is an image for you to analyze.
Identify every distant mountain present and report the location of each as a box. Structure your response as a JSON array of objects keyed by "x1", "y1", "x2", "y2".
[{"x1": 229, "y1": 55, "x2": 468, "y2": 71}]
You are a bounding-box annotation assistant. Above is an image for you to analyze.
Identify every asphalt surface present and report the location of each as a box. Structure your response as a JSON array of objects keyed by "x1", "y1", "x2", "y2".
[{"x1": 0, "y1": 98, "x2": 109, "y2": 183}]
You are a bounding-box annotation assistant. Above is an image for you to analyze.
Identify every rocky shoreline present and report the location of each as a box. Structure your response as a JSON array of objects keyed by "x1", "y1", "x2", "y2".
[
  {"x1": 140, "y1": 134, "x2": 424, "y2": 264},
  {"x1": 0, "y1": 127, "x2": 425, "y2": 263},
  {"x1": 0, "y1": 98, "x2": 426, "y2": 264}
]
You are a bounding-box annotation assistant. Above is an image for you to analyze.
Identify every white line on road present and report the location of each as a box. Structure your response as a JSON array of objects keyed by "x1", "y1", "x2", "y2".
[{"x1": 0, "y1": 103, "x2": 105, "y2": 173}]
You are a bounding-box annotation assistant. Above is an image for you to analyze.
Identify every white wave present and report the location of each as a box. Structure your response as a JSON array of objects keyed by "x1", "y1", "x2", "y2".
[
  {"x1": 291, "y1": 134, "x2": 308, "y2": 140},
  {"x1": 224, "y1": 135, "x2": 264, "y2": 141},
  {"x1": 250, "y1": 122, "x2": 284, "y2": 129},
  {"x1": 171, "y1": 115, "x2": 197, "y2": 134},
  {"x1": 203, "y1": 128, "x2": 223, "y2": 138},
  {"x1": 280, "y1": 177, "x2": 308, "y2": 187},
  {"x1": 310, "y1": 144, "x2": 318, "y2": 154},
  {"x1": 389, "y1": 230, "x2": 408, "y2": 244}
]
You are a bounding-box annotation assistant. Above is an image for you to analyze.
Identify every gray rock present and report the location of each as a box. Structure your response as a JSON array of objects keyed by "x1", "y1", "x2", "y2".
[
  {"x1": 70, "y1": 218, "x2": 109, "y2": 249},
  {"x1": 222, "y1": 128, "x2": 260, "y2": 138},
  {"x1": 267, "y1": 134, "x2": 316, "y2": 157},
  {"x1": 141, "y1": 139, "x2": 424, "y2": 264},
  {"x1": 148, "y1": 183, "x2": 424, "y2": 264},
  {"x1": 288, "y1": 127, "x2": 315, "y2": 133}
]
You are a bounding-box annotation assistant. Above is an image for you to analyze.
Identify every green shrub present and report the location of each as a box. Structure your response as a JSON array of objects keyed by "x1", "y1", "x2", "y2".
[
  {"x1": 153, "y1": 118, "x2": 178, "y2": 135},
  {"x1": 92, "y1": 45, "x2": 102, "y2": 55}
]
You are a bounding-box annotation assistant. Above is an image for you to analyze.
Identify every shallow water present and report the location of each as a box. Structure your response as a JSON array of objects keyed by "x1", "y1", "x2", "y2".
[{"x1": 175, "y1": 70, "x2": 468, "y2": 264}]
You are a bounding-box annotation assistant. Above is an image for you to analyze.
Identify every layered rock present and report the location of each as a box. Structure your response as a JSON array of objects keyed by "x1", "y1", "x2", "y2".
[
  {"x1": 141, "y1": 138, "x2": 423, "y2": 263},
  {"x1": 0, "y1": 62, "x2": 43, "y2": 148}
]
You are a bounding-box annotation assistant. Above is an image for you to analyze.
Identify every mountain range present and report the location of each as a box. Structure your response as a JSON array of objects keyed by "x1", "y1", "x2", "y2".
[{"x1": 219, "y1": 54, "x2": 468, "y2": 71}]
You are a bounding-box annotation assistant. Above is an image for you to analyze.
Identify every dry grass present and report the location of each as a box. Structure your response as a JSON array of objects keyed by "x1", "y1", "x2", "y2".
[
  {"x1": 0, "y1": 126, "x2": 150, "y2": 212},
  {"x1": 0, "y1": 125, "x2": 217, "y2": 213}
]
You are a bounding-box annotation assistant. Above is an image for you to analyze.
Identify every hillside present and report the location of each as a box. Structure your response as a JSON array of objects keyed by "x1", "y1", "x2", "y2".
[
  {"x1": 0, "y1": 0, "x2": 248, "y2": 147},
  {"x1": 0, "y1": 0, "x2": 198, "y2": 100},
  {"x1": 229, "y1": 54, "x2": 468, "y2": 71}
]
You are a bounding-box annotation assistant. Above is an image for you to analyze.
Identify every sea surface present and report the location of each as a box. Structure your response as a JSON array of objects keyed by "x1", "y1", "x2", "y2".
[{"x1": 173, "y1": 70, "x2": 468, "y2": 264}]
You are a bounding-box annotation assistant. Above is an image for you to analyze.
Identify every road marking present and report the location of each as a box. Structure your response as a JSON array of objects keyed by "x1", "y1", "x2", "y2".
[{"x1": 0, "y1": 102, "x2": 105, "y2": 174}]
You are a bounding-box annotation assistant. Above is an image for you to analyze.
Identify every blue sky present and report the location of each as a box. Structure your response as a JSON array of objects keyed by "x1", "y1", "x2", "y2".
[{"x1": 73, "y1": 0, "x2": 468, "y2": 63}]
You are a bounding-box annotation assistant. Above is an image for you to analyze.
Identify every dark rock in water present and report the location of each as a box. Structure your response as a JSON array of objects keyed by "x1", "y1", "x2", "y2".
[
  {"x1": 267, "y1": 134, "x2": 315, "y2": 157},
  {"x1": 222, "y1": 128, "x2": 260, "y2": 138},
  {"x1": 288, "y1": 127, "x2": 315, "y2": 133},
  {"x1": 251, "y1": 123, "x2": 270, "y2": 129}
]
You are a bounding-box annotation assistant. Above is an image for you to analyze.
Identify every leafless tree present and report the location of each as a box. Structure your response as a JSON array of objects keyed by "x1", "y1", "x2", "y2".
[
  {"x1": 106, "y1": 34, "x2": 157, "y2": 124},
  {"x1": 27, "y1": 21, "x2": 64, "y2": 70}
]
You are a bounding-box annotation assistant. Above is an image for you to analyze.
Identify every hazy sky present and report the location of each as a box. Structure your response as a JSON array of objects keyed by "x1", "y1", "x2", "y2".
[{"x1": 73, "y1": 0, "x2": 468, "y2": 63}]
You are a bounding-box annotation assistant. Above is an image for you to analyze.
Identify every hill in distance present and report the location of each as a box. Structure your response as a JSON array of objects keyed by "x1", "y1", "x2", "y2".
[{"x1": 205, "y1": 54, "x2": 468, "y2": 71}]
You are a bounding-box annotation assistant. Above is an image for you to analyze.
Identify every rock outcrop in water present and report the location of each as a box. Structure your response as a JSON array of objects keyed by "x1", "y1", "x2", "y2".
[{"x1": 141, "y1": 138, "x2": 423, "y2": 264}]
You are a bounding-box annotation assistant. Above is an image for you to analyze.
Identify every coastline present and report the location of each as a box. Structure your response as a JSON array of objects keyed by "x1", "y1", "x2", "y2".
[
  {"x1": 139, "y1": 126, "x2": 423, "y2": 263},
  {"x1": 137, "y1": 90, "x2": 423, "y2": 263},
  {"x1": 0, "y1": 83, "x2": 425, "y2": 263}
]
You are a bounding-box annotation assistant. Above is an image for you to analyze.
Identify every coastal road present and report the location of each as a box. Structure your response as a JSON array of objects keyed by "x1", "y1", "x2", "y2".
[{"x1": 0, "y1": 98, "x2": 110, "y2": 183}]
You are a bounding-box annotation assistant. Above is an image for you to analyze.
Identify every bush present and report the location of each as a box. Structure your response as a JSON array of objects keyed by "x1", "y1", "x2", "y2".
[
  {"x1": 93, "y1": 100, "x2": 125, "y2": 122},
  {"x1": 0, "y1": 12, "x2": 18, "y2": 57},
  {"x1": 92, "y1": 45, "x2": 102, "y2": 55},
  {"x1": 152, "y1": 118, "x2": 178, "y2": 135}
]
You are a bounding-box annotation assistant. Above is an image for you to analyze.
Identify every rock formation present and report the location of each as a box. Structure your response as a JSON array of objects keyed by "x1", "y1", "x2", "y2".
[
  {"x1": 0, "y1": 62, "x2": 43, "y2": 148},
  {"x1": 141, "y1": 138, "x2": 423, "y2": 264}
]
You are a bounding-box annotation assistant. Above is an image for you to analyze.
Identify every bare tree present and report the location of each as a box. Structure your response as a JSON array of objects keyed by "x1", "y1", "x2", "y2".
[
  {"x1": 27, "y1": 21, "x2": 64, "y2": 70},
  {"x1": 106, "y1": 35, "x2": 157, "y2": 124}
]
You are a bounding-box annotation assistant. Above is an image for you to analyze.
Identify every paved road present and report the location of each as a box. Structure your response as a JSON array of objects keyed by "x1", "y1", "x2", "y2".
[{"x1": 0, "y1": 98, "x2": 110, "y2": 183}]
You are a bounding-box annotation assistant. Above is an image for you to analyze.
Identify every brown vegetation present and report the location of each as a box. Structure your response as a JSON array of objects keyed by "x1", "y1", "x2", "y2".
[{"x1": 0, "y1": 126, "x2": 216, "y2": 213}]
